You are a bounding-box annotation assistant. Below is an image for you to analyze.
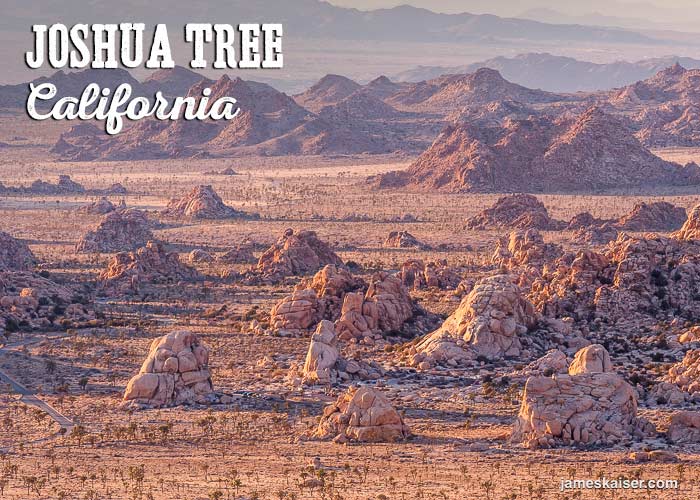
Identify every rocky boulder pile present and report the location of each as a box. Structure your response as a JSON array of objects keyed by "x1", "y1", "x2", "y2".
[
  {"x1": 29, "y1": 174, "x2": 85, "y2": 194},
  {"x1": 572, "y1": 224, "x2": 619, "y2": 245},
  {"x1": 188, "y1": 249, "x2": 214, "y2": 264},
  {"x1": 673, "y1": 203, "x2": 700, "y2": 241},
  {"x1": 98, "y1": 241, "x2": 200, "y2": 295},
  {"x1": 492, "y1": 230, "x2": 563, "y2": 286},
  {"x1": 511, "y1": 345, "x2": 655, "y2": 449},
  {"x1": 161, "y1": 185, "x2": 245, "y2": 219},
  {"x1": 615, "y1": 201, "x2": 687, "y2": 232},
  {"x1": 76, "y1": 209, "x2": 154, "y2": 253},
  {"x1": 382, "y1": 231, "x2": 429, "y2": 249},
  {"x1": 0, "y1": 232, "x2": 36, "y2": 271},
  {"x1": 335, "y1": 272, "x2": 414, "y2": 341},
  {"x1": 399, "y1": 259, "x2": 460, "y2": 291},
  {"x1": 378, "y1": 106, "x2": 700, "y2": 192},
  {"x1": 466, "y1": 194, "x2": 563, "y2": 231},
  {"x1": 315, "y1": 386, "x2": 410, "y2": 443},
  {"x1": 0, "y1": 272, "x2": 93, "y2": 334},
  {"x1": 122, "y1": 330, "x2": 215, "y2": 408},
  {"x1": 409, "y1": 275, "x2": 536, "y2": 367},
  {"x1": 256, "y1": 229, "x2": 344, "y2": 278},
  {"x1": 270, "y1": 265, "x2": 365, "y2": 333},
  {"x1": 531, "y1": 233, "x2": 700, "y2": 324},
  {"x1": 567, "y1": 344, "x2": 612, "y2": 375},
  {"x1": 663, "y1": 349, "x2": 700, "y2": 397},
  {"x1": 298, "y1": 321, "x2": 383, "y2": 385}
]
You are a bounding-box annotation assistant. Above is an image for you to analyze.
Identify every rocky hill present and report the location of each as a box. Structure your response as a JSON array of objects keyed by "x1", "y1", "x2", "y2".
[
  {"x1": 610, "y1": 64, "x2": 700, "y2": 147},
  {"x1": 376, "y1": 106, "x2": 700, "y2": 193},
  {"x1": 387, "y1": 68, "x2": 563, "y2": 112},
  {"x1": 293, "y1": 74, "x2": 362, "y2": 112}
]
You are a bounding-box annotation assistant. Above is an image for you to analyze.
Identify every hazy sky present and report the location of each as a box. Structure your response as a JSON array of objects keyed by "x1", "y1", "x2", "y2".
[{"x1": 328, "y1": 0, "x2": 700, "y2": 30}]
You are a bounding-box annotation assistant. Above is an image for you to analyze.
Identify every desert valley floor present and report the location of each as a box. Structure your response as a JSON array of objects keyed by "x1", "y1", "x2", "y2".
[{"x1": 1, "y1": 112, "x2": 700, "y2": 500}]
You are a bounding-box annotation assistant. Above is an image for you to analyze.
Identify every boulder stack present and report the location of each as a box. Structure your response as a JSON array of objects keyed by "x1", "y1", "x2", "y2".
[
  {"x1": 410, "y1": 275, "x2": 536, "y2": 367},
  {"x1": 270, "y1": 265, "x2": 365, "y2": 333},
  {"x1": 300, "y1": 321, "x2": 383, "y2": 385},
  {"x1": 382, "y1": 231, "x2": 429, "y2": 249},
  {"x1": 567, "y1": 344, "x2": 613, "y2": 375},
  {"x1": 667, "y1": 411, "x2": 700, "y2": 443},
  {"x1": 512, "y1": 345, "x2": 654, "y2": 448},
  {"x1": 122, "y1": 330, "x2": 215, "y2": 408},
  {"x1": 315, "y1": 386, "x2": 410, "y2": 443},
  {"x1": 77, "y1": 197, "x2": 117, "y2": 215},
  {"x1": 334, "y1": 272, "x2": 413, "y2": 341},
  {"x1": 664, "y1": 349, "x2": 700, "y2": 396},
  {"x1": 615, "y1": 201, "x2": 686, "y2": 232},
  {"x1": 399, "y1": 259, "x2": 460, "y2": 291}
]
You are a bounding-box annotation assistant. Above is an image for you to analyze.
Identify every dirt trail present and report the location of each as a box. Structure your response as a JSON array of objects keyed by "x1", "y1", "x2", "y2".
[{"x1": 0, "y1": 333, "x2": 74, "y2": 432}]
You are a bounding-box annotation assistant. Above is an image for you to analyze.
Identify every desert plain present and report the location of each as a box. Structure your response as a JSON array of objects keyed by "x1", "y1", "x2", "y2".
[{"x1": 0, "y1": 107, "x2": 699, "y2": 500}]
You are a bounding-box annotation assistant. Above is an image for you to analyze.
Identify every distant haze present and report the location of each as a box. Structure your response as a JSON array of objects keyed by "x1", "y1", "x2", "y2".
[
  {"x1": 329, "y1": 0, "x2": 700, "y2": 32},
  {"x1": 1, "y1": 0, "x2": 699, "y2": 87}
]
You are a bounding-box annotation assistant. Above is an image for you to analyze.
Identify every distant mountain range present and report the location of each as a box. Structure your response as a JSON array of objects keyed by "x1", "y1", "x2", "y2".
[
  {"x1": 393, "y1": 53, "x2": 700, "y2": 92},
  {"x1": 0, "y1": 0, "x2": 681, "y2": 45},
  {"x1": 0, "y1": 66, "x2": 210, "y2": 109},
  {"x1": 3, "y1": 50, "x2": 699, "y2": 172}
]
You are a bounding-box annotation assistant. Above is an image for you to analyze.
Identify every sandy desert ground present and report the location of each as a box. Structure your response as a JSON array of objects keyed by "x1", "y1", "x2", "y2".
[{"x1": 0, "y1": 112, "x2": 700, "y2": 500}]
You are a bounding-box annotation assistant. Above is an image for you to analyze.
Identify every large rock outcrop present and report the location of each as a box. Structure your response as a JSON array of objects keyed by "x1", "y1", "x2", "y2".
[
  {"x1": 334, "y1": 272, "x2": 414, "y2": 341},
  {"x1": 0, "y1": 232, "x2": 36, "y2": 271},
  {"x1": 382, "y1": 231, "x2": 429, "y2": 249},
  {"x1": 98, "y1": 241, "x2": 200, "y2": 295},
  {"x1": 122, "y1": 330, "x2": 215, "y2": 408},
  {"x1": 256, "y1": 229, "x2": 344, "y2": 278},
  {"x1": 512, "y1": 346, "x2": 654, "y2": 448},
  {"x1": 667, "y1": 411, "x2": 700, "y2": 443},
  {"x1": 567, "y1": 344, "x2": 612, "y2": 375},
  {"x1": 77, "y1": 197, "x2": 120, "y2": 215},
  {"x1": 76, "y1": 209, "x2": 154, "y2": 253},
  {"x1": 270, "y1": 265, "x2": 365, "y2": 333},
  {"x1": 531, "y1": 233, "x2": 700, "y2": 323},
  {"x1": 315, "y1": 386, "x2": 410, "y2": 443},
  {"x1": 0, "y1": 272, "x2": 93, "y2": 334},
  {"x1": 299, "y1": 320, "x2": 383, "y2": 385},
  {"x1": 491, "y1": 229, "x2": 564, "y2": 287},
  {"x1": 161, "y1": 185, "x2": 245, "y2": 219},
  {"x1": 409, "y1": 275, "x2": 536, "y2": 367}
]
